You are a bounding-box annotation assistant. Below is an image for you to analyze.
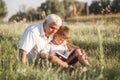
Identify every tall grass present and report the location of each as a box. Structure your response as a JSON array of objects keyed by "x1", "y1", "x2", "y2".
[{"x1": 0, "y1": 20, "x2": 120, "y2": 80}]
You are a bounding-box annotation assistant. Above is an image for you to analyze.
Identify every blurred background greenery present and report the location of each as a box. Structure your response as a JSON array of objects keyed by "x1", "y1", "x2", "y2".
[{"x1": 0, "y1": 0, "x2": 120, "y2": 80}]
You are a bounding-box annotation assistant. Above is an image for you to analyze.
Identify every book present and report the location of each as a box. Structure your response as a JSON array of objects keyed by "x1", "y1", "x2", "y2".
[{"x1": 56, "y1": 49, "x2": 74, "y2": 61}]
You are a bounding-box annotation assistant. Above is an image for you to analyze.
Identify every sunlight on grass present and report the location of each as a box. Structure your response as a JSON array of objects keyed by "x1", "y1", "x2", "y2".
[{"x1": 0, "y1": 19, "x2": 120, "y2": 80}]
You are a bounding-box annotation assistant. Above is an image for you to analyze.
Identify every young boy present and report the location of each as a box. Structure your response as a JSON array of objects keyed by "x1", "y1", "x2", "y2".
[{"x1": 40, "y1": 26, "x2": 90, "y2": 70}]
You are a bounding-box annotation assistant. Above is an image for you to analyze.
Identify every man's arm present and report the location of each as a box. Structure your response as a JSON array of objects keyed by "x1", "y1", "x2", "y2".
[{"x1": 19, "y1": 49, "x2": 27, "y2": 65}]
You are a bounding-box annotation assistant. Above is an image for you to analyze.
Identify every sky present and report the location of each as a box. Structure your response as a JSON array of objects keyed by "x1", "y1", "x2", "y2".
[{"x1": 3, "y1": 0, "x2": 92, "y2": 22}]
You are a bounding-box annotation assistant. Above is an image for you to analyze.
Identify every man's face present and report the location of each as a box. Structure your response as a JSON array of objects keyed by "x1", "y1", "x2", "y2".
[{"x1": 45, "y1": 23, "x2": 60, "y2": 37}]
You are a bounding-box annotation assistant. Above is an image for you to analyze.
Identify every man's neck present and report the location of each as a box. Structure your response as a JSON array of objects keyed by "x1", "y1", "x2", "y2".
[{"x1": 45, "y1": 34, "x2": 49, "y2": 38}]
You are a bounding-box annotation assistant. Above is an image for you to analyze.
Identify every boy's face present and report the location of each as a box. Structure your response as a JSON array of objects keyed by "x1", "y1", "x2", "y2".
[{"x1": 54, "y1": 34, "x2": 69, "y2": 45}]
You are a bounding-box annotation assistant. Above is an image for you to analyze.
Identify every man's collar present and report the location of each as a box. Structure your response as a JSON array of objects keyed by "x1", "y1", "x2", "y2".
[
  {"x1": 40, "y1": 23, "x2": 53, "y2": 41},
  {"x1": 40, "y1": 23, "x2": 45, "y2": 37}
]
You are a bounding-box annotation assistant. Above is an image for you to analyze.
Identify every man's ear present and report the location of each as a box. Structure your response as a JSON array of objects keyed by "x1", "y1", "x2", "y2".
[{"x1": 44, "y1": 20, "x2": 47, "y2": 24}]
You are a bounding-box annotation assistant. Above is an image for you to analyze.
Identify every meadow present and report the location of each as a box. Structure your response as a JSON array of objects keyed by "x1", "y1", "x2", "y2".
[{"x1": 0, "y1": 18, "x2": 120, "y2": 80}]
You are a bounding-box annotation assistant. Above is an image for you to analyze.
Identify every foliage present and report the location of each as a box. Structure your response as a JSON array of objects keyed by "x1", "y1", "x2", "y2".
[
  {"x1": 89, "y1": 1, "x2": 102, "y2": 14},
  {"x1": 37, "y1": 0, "x2": 65, "y2": 18},
  {"x1": 111, "y1": 0, "x2": 120, "y2": 13},
  {"x1": 8, "y1": 0, "x2": 120, "y2": 22},
  {"x1": 0, "y1": 0, "x2": 7, "y2": 21},
  {"x1": 89, "y1": 0, "x2": 120, "y2": 15},
  {"x1": 9, "y1": 8, "x2": 40, "y2": 22},
  {"x1": 9, "y1": 12, "x2": 29, "y2": 22},
  {"x1": 62, "y1": 0, "x2": 74, "y2": 18},
  {"x1": 0, "y1": 18, "x2": 120, "y2": 79},
  {"x1": 74, "y1": 1, "x2": 85, "y2": 15}
]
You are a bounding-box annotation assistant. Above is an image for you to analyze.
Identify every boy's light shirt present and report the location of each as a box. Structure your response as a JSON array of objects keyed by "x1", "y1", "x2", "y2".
[{"x1": 41, "y1": 41, "x2": 69, "y2": 56}]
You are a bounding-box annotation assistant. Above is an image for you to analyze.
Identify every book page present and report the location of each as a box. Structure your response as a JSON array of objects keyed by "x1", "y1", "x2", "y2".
[
  {"x1": 56, "y1": 49, "x2": 74, "y2": 59},
  {"x1": 56, "y1": 52, "x2": 67, "y2": 59}
]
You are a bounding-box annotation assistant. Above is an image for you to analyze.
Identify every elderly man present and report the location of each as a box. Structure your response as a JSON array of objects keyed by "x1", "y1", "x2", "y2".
[{"x1": 18, "y1": 14, "x2": 62, "y2": 66}]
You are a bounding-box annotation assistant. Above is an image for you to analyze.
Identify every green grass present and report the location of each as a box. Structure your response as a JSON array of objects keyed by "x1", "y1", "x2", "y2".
[{"x1": 0, "y1": 20, "x2": 120, "y2": 80}]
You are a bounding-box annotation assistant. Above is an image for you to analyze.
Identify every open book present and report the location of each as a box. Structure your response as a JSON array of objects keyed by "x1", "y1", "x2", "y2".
[{"x1": 56, "y1": 49, "x2": 74, "y2": 61}]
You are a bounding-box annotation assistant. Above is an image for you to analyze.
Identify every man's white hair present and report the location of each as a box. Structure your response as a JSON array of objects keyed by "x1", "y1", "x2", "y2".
[{"x1": 45, "y1": 14, "x2": 62, "y2": 27}]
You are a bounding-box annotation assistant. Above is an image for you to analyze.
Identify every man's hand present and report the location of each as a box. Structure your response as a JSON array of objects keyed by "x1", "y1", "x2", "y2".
[{"x1": 40, "y1": 53, "x2": 48, "y2": 59}]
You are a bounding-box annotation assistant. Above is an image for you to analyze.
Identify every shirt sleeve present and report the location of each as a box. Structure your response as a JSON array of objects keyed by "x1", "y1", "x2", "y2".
[{"x1": 19, "y1": 30, "x2": 36, "y2": 54}]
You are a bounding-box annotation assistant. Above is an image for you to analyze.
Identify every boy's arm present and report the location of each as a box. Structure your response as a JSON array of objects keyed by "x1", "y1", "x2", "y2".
[
  {"x1": 49, "y1": 53, "x2": 68, "y2": 68},
  {"x1": 66, "y1": 42, "x2": 79, "y2": 49}
]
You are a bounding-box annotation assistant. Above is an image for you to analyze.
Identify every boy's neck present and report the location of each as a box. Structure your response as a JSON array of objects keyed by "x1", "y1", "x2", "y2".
[{"x1": 51, "y1": 40, "x2": 58, "y2": 45}]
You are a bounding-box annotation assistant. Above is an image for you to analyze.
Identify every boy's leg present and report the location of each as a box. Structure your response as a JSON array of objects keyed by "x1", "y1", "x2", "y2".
[
  {"x1": 67, "y1": 49, "x2": 89, "y2": 66},
  {"x1": 67, "y1": 50, "x2": 78, "y2": 65},
  {"x1": 75, "y1": 49, "x2": 89, "y2": 66}
]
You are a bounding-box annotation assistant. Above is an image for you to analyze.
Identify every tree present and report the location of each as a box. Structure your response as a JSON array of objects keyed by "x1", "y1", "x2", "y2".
[
  {"x1": 9, "y1": 6, "x2": 40, "y2": 22},
  {"x1": 37, "y1": 0, "x2": 65, "y2": 19},
  {"x1": 74, "y1": 1, "x2": 86, "y2": 16},
  {"x1": 9, "y1": 8, "x2": 40, "y2": 22},
  {"x1": 0, "y1": 0, "x2": 7, "y2": 21},
  {"x1": 100, "y1": 0, "x2": 111, "y2": 14},
  {"x1": 89, "y1": 0, "x2": 112, "y2": 15},
  {"x1": 89, "y1": 1, "x2": 102, "y2": 14},
  {"x1": 111, "y1": 0, "x2": 120, "y2": 13},
  {"x1": 63, "y1": 0, "x2": 87, "y2": 17},
  {"x1": 26, "y1": 7, "x2": 40, "y2": 21},
  {"x1": 9, "y1": 12, "x2": 29, "y2": 22},
  {"x1": 63, "y1": 0, "x2": 74, "y2": 18}
]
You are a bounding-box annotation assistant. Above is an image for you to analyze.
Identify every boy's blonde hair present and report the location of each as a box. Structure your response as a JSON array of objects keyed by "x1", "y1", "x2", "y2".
[{"x1": 56, "y1": 26, "x2": 70, "y2": 39}]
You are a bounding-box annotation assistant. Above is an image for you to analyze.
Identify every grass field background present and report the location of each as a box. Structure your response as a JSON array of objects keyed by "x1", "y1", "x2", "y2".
[{"x1": 0, "y1": 17, "x2": 120, "y2": 80}]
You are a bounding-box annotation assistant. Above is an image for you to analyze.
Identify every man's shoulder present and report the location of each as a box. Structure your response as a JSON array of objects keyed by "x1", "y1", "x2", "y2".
[
  {"x1": 29, "y1": 23, "x2": 43, "y2": 31},
  {"x1": 26, "y1": 23, "x2": 43, "y2": 34}
]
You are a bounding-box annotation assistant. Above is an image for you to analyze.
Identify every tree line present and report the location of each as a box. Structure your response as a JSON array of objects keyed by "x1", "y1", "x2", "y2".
[{"x1": 0, "y1": 0, "x2": 120, "y2": 22}]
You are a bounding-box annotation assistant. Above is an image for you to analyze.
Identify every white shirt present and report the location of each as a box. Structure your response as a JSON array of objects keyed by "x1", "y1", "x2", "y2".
[
  {"x1": 18, "y1": 23, "x2": 53, "y2": 60},
  {"x1": 41, "y1": 41, "x2": 70, "y2": 58}
]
